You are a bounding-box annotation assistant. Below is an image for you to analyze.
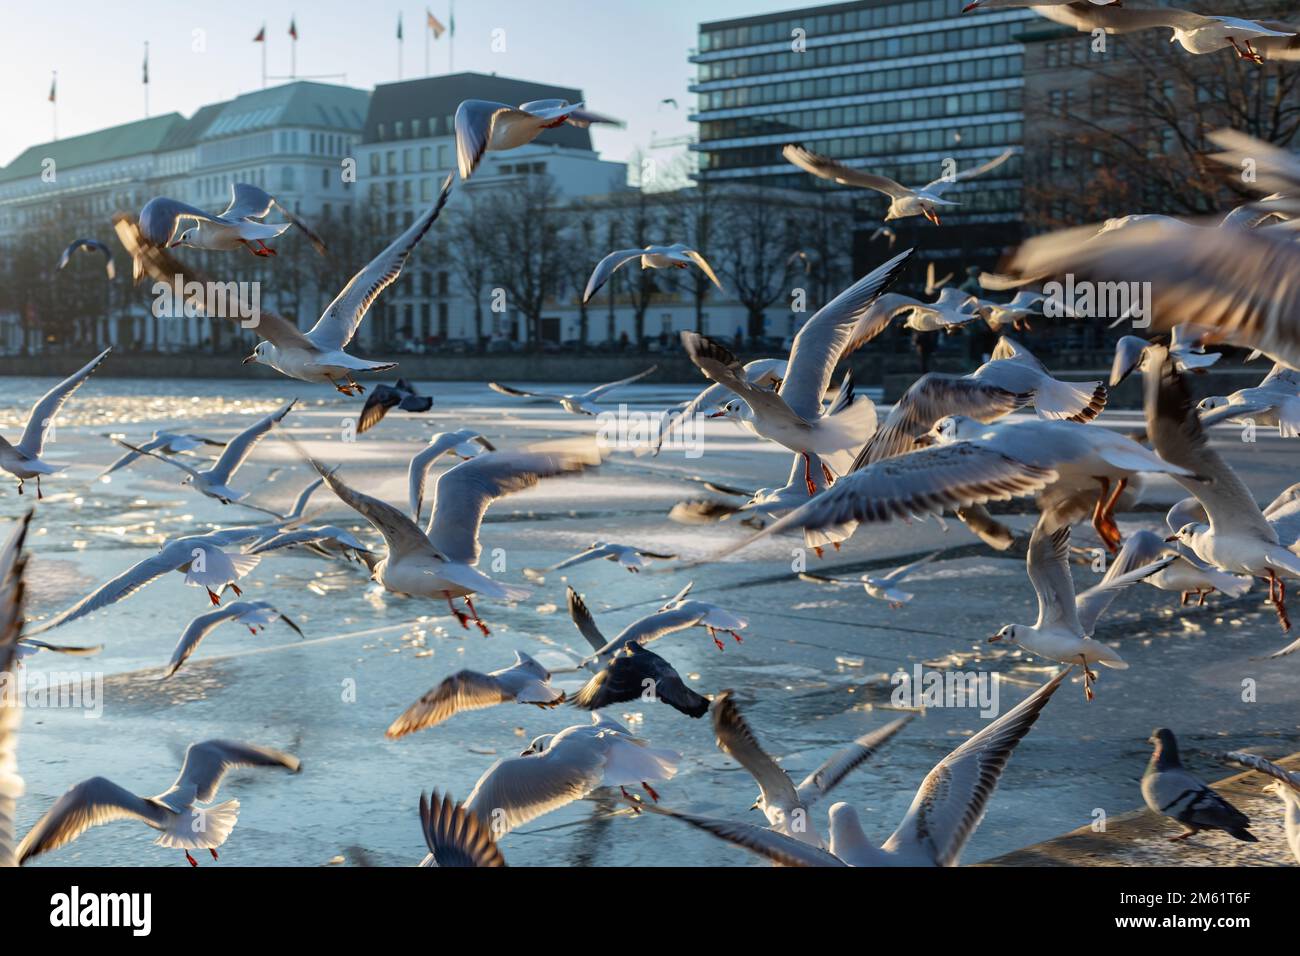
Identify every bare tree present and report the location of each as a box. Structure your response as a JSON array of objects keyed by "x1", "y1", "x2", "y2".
[
  {"x1": 478, "y1": 174, "x2": 567, "y2": 350},
  {"x1": 445, "y1": 192, "x2": 496, "y2": 350},
  {"x1": 714, "y1": 189, "x2": 798, "y2": 342}
]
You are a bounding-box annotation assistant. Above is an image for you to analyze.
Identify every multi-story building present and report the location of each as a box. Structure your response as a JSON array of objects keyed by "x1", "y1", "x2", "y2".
[
  {"x1": 690, "y1": 0, "x2": 1035, "y2": 272},
  {"x1": 0, "y1": 81, "x2": 369, "y2": 353}
]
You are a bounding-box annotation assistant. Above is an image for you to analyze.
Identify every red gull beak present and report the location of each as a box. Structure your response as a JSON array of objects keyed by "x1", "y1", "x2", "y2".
[{"x1": 962, "y1": 1, "x2": 979, "y2": 10}]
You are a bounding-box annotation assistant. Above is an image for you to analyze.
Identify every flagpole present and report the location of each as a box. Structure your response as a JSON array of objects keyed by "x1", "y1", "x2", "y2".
[
  {"x1": 50, "y1": 71, "x2": 57, "y2": 141},
  {"x1": 291, "y1": 15, "x2": 297, "y2": 79},
  {"x1": 398, "y1": 15, "x2": 404, "y2": 80},
  {"x1": 262, "y1": 30, "x2": 267, "y2": 88},
  {"x1": 449, "y1": 0, "x2": 455, "y2": 72},
  {"x1": 424, "y1": 20, "x2": 430, "y2": 76},
  {"x1": 143, "y1": 42, "x2": 149, "y2": 118}
]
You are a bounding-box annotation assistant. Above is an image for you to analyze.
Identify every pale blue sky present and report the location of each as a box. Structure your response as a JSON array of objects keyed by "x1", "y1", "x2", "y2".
[{"x1": 0, "y1": 0, "x2": 804, "y2": 167}]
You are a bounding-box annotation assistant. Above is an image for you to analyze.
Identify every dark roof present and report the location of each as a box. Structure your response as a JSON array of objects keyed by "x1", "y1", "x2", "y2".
[
  {"x1": 159, "y1": 102, "x2": 227, "y2": 151},
  {"x1": 0, "y1": 114, "x2": 184, "y2": 183},
  {"x1": 362, "y1": 72, "x2": 592, "y2": 149},
  {"x1": 199, "y1": 81, "x2": 369, "y2": 140}
]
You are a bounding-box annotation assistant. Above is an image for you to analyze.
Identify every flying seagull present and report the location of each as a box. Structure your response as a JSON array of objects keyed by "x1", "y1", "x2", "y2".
[
  {"x1": 17, "y1": 740, "x2": 301, "y2": 866},
  {"x1": 56, "y1": 238, "x2": 115, "y2": 279},
  {"x1": 523, "y1": 541, "x2": 677, "y2": 581},
  {"x1": 488, "y1": 366, "x2": 657, "y2": 416},
  {"x1": 0, "y1": 348, "x2": 111, "y2": 498},
  {"x1": 163, "y1": 601, "x2": 303, "y2": 678},
  {"x1": 385, "y1": 650, "x2": 565, "y2": 738},
  {"x1": 357, "y1": 379, "x2": 434, "y2": 434},
  {"x1": 137, "y1": 183, "x2": 326, "y2": 260},
  {"x1": 99, "y1": 429, "x2": 227, "y2": 480},
  {"x1": 583, "y1": 245, "x2": 724, "y2": 303},
  {"x1": 783, "y1": 144, "x2": 1014, "y2": 224},
  {"x1": 418, "y1": 790, "x2": 507, "y2": 867},
  {"x1": 455, "y1": 98, "x2": 623, "y2": 180}
]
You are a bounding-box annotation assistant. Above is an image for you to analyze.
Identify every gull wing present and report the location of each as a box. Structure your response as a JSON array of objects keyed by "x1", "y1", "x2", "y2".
[
  {"x1": 17, "y1": 777, "x2": 172, "y2": 863},
  {"x1": 782, "y1": 144, "x2": 912, "y2": 199},
  {"x1": 581, "y1": 365, "x2": 657, "y2": 401},
  {"x1": 794, "y1": 715, "x2": 913, "y2": 806},
  {"x1": 306, "y1": 176, "x2": 452, "y2": 353},
  {"x1": 882, "y1": 669, "x2": 1067, "y2": 866},
  {"x1": 207, "y1": 400, "x2": 296, "y2": 485},
  {"x1": 17, "y1": 348, "x2": 111, "y2": 459},
  {"x1": 420, "y1": 791, "x2": 507, "y2": 867},
  {"x1": 385, "y1": 670, "x2": 512, "y2": 737},
  {"x1": 566, "y1": 587, "x2": 609, "y2": 652},
  {"x1": 155, "y1": 740, "x2": 299, "y2": 810},
  {"x1": 923, "y1": 148, "x2": 1015, "y2": 196},
  {"x1": 455, "y1": 100, "x2": 530, "y2": 179},
  {"x1": 711, "y1": 690, "x2": 800, "y2": 815},
  {"x1": 635, "y1": 803, "x2": 845, "y2": 867},
  {"x1": 582, "y1": 248, "x2": 647, "y2": 303}
]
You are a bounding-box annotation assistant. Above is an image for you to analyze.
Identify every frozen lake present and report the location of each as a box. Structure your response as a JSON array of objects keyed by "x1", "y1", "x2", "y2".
[{"x1": 3, "y1": 372, "x2": 1298, "y2": 867}]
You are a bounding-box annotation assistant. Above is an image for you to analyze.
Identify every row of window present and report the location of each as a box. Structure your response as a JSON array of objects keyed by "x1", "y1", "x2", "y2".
[
  {"x1": 697, "y1": 53, "x2": 1022, "y2": 111},
  {"x1": 700, "y1": 88, "x2": 1021, "y2": 142},
  {"x1": 373, "y1": 115, "x2": 456, "y2": 142},
  {"x1": 701, "y1": 121, "x2": 1022, "y2": 171},
  {"x1": 698, "y1": 1, "x2": 993, "y2": 52},
  {"x1": 367, "y1": 144, "x2": 454, "y2": 175},
  {"x1": 697, "y1": 21, "x2": 1021, "y2": 82}
]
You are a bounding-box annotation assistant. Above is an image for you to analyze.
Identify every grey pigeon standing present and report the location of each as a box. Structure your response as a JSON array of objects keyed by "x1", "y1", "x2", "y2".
[{"x1": 1141, "y1": 729, "x2": 1257, "y2": 843}]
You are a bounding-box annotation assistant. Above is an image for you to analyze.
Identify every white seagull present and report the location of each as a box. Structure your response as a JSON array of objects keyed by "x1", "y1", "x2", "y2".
[
  {"x1": 681, "y1": 250, "x2": 913, "y2": 494},
  {"x1": 163, "y1": 601, "x2": 303, "y2": 678},
  {"x1": 639, "y1": 669, "x2": 1066, "y2": 866},
  {"x1": 118, "y1": 400, "x2": 295, "y2": 505},
  {"x1": 783, "y1": 144, "x2": 1014, "y2": 224},
  {"x1": 56, "y1": 238, "x2": 115, "y2": 279},
  {"x1": 242, "y1": 177, "x2": 452, "y2": 394},
  {"x1": 455, "y1": 98, "x2": 623, "y2": 180},
  {"x1": 654, "y1": 358, "x2": 787, "y2": 455},
  {"x1": 301, "y1": 438, "x2": 600, "y2": 635},
  {"x1": 523, "y1": 541, "x2": 677, "y2": 581},
  {"x1": 407, "y1": 430, "x2": 497, "y2": 526},
  {"x1": 1110, "y1": 326, "x2": 1222, "y2": 387},
  {"x1": 1107, "y1": 529, "x2": 1252, "y2": 608},
  {"x1": 460, "y1": 712, "x2": 679, "y2": 834},
  {"x1": 0, "y1": 511, "x2": 31, "y2": 869},
  {"x1": 989, "y1": 516, "x2": 1173, "y2": 700},
  {"x1": 1196, "y1": 364, "x2": 1300, "y2": 438},
  {"x1": 1221, "y1": 752, "x2": 1300, "y2": 863},
  {"x1": 137, "y1": 182, "x2": 326, "y2": 260},
  {"x1": 385, "y1": 650, "x2": 565, "y2": 738},
  {"x1": 1145, "y1": 348, "x2": 1300, "y2": 631},
  {"x1": 803, "y1": 550, "x2": 943, "y2": 608},
  {"x1": 17, "y1": 740, "x2": 301, "y2": 866},
  {"x1": 488, "y1": 366, "x2": 657, "y2": 417},
  {"x1": 26, "y1": 529, "x2": 265, "y2": 635},
  {"x1": 582, "y1": 244, "x2": 724, "y2": 303},
  {"x1": 0, "y1": 348, "x2": 111, "y2": 498},
  {"x1": 99, "y1": 429, "x2": 227, "y2": 480}
]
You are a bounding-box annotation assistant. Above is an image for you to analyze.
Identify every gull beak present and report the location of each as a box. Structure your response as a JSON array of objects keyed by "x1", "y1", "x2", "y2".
[
  {"x1": 987, "y1": 634, "x2": 1002, "y2": 643},
  {"x1": 1164, "y1": 534, "x2": 1178, "y2": 542},
  {"x1": 242, "y1": 354, "x2": 257, "y2": 365},
  {"x1": 707, "y1": 411, "x2": 727, "y2": 419},
  {"x1": 962, "y1": 0, "x2": 979, "y2": 10}
]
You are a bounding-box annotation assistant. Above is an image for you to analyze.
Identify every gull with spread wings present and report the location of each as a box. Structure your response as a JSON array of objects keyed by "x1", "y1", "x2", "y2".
[
  {"x1": 783, "y1": 144, "x2": 1014, "y2": 224},
  {"x1": 582, "y1": 244, "x2": 724, "y2": 303},
  {"x1": 488, "y1": 365, "x2": 657, "y2": 416},
  {"x1": 17, "y1": 740, "x2": 300, "y2": 866},
  {"x1": 455, "y1": 98, "x2": 623, "y2": 180},
  {"x1": 137, "y1": 182, "x2": 326, "y2": 260}
]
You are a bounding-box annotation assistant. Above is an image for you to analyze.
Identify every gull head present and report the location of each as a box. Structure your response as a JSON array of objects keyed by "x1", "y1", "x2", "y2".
[
  {"x1": 988, "y1": 623, "x2": 1016, "y2": 644},
  {"x1": 1165, "y1": 522, "x2": 1204, "y2": 546},
  {"x1": 244, "y1": 341, "x2": 272, "y2": 366},
  {"x1": 170, "y1": 226, "x2": 198, "y2": 249},
  {"x1": 929, "y1": 415, "x2": 976, "y2": 443},
  {"x1": 707, "y1": 400, "x2": 744, "y2": 421},
  {"x1": 1196, "y1": 395, "x2": 1229, "y2": 413},
  {"x1": 520, "y1": 733, "x2": 555, "y2": 756}
]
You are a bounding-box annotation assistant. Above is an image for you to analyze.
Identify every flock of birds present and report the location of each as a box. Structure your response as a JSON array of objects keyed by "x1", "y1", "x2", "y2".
[{"x1": 6, "y1": 44, "x2": 1300, "y2": 865}]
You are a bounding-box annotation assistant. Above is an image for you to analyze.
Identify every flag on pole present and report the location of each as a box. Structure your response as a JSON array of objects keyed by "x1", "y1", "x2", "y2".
[
  {"x1": 142, "y1": 45, "x2": 149, "y2": 84},
  {"x1": 397, "y1": 13, "x2": 404, "y2": 39},
  {"x1": 48, "y1": 73, "x2": 56, "y2": 103},
  {"x1": 253, "y1": 24, "x2": 265, "y2": 42},
  {"x1": 289, "y1": 17, "x2": 298, "y2": 40},
  {"x1": 427, "y1": 10, "x2": 446, "y2": 38}
]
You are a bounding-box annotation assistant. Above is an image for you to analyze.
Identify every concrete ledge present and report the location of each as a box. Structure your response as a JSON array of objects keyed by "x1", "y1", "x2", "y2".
[{"x1": 984, "y1": 754, "x2": 1300, "y2": 866}]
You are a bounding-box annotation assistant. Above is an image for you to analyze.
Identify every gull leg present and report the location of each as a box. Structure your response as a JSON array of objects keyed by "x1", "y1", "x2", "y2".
[
  {"x1": 346, "y1": 374, "x2": 366, "y2": 395},
  {"x1": 15, "y1": 479, "x2": 22, "y2": 496},
  {"x1": 1246, "y1": 40, "x2": 1263, "y2": 64},
  {"x1": 1180, "y1": 591, "x2": 1191, "y2": 606},
  {"x1": 820, "y1": 461, "x2": 836, "y2": 488},
  {"x1": 802, "y1": 453, "x2": 817, "y2": 497},
  {"x1": 445, "y1": 595, "x2": 472, "y2": 630},
  {"x1": 1169, "y1": 828, "x2": 1197, "y2": 842},
  {"x1": 1091, "y1": 477, "x2": 1114, "y2": 553},
  {"x1": 1275, "y1": 572, "x2": 1291, "y2": 632},
  {"x1": 728, "y1": 629, "x2": 744, "y2": 644},
  {"x1": 813, "y1": 545, "x2": 824, "y2": 559},
  {"x1": 641, "y1": 781, "x2": 661, "y2": 802},
  {"x1": 707, "y1": 625, "x2": 725, "y2": 651},
  {"x1": 184, "y1": 850, "x2": 199, "y2": 867},
  {"x1": 464, "y1": 595, "x2": 491, "y2": 637},
  {"x1": 1197, "y1": 589, "x2": 1208, "y2": 607},
  {"x1": 209, "y1": 848, "x2": 219, "y2": 860},
  {"x1": 206, "y1": 588, "x2": 221, "y2": 607},
  {"x1": 620, "y1": 785, "x2": 643, "y2": 812},
  {"x1": 35, "y1": 476, "x2": 43, "y2": 500},
  {"x1": 1100, "y1": 477, "x2": 1127, "y2": 552},
  {"x1": 228, "y1": 582, "x2": 242, "y2": 597},
  {"x1": 1079, "y1": 654, "x2": 1097, "y2": 702}
]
